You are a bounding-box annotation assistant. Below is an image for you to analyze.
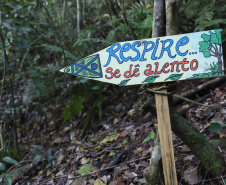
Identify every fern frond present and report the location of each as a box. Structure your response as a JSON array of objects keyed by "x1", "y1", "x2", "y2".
[{"x1": 195, "y1": 19, "x2": 226, "y2": 31}]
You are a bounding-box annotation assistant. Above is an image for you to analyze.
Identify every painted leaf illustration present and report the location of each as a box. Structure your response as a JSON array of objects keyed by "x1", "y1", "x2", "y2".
[
  {"x1": 215, "y1": 29, "x2": 222, "y2": 45},
  {"x1": 199, "y1": 41, "x2": 211, "y2": 52},
  {"x1": 143, "y1": 76, "x2": 159, "y2": 83},
  {"x1": 203, "y1": 50, "x2": 211, "y2": 58},
  {"x1": 118, "y1": 79, "x2": 130, "y2": 86},
  {"x1": 165, "y1": 74, "x2": 183, "y2": 81},
  {"x1": 210, "y1": 32, "x2": 219, "y2": 45},
  {"x1": 201, "y1": 34, "x2": 210, "y2": 42}
]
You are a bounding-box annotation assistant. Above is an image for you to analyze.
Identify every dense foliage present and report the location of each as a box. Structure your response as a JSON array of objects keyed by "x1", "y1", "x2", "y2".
[{"x1": 0, "y1": 0, "x2": 225, "y2": 183}]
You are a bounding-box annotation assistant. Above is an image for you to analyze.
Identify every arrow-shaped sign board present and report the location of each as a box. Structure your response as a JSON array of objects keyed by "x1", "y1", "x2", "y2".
[{"x1": 60, "y1": 29, "x2": 224, "y2": 85}]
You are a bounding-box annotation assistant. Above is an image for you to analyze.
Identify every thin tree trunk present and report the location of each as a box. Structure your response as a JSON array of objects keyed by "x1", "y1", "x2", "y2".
[
  {"x1": 165, "y1": 0, "x2": 180, "y2": 35},
  {"x1": 152, "y1": 0, "x2": 165, "y2": 38},
  {"x1": 83, "y1": 0, "x2": 86, "y2": 24},
  {"x1": 77, "y1": 0, "x2": 83, "y2": 33}
]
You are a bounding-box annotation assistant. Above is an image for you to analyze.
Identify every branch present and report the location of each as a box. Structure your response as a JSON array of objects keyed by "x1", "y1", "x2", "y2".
[
  {"x1": 152, "y1": 0, "x2": 165, "y2": 38},
  {"x1": 173, "y1": 76, "x2": 226, "y2": 105}
]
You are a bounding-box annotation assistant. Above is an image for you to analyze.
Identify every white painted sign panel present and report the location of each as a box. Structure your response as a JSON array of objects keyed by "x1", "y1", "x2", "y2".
[{"x1": 60, "y1": 29, "x2": 224, "y2": 85}]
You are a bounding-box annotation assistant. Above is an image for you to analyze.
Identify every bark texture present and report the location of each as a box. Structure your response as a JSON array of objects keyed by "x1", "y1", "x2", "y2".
[
  {"x1": 144, "y1": 134, "x2": 162, "y2": 184},
  {"x1": 152, "y1": 0, "x2": 165, "y2": 38},
  {"x1": 165, "y1": 0, "x2": 180, "y2": 36},
  {"x1": 77, "y1": 0, "x2": 83, "y2": 33}
]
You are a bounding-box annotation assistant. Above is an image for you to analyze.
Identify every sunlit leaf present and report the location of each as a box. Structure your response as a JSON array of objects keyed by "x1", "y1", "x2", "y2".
[
  {"x1": 77, "y1": 164, "x2": 98, "y2": 174},
  {"x1": 94, "y1": 177, "x2": 106, "y2": 185},
  {"x1": 142, "y1": 132, "x2": 155, "y2": 144},
  {"x1": 102, "y1": 134, "x2": 120, "y2": 144},
  {"x1": 109, "y1": 151, "x2": 115, "y2": 157},
  {"x1": 123, "y1": 139, "x2": 128, "y2": 146}
]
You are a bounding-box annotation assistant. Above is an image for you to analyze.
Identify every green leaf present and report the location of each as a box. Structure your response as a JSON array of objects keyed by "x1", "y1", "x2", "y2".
[
  {"x1": 102, "y1": 134, "x2": 120, "y2": 144},
  {"x1": 0, "y1": 163, "x2": 5, "y2": 170},
  {"x1": 77, "y1": 164, "x2": 98, "y2": 174},
  {"x1": 3, "y1": 176, "x2": 12, "y2": 185},
  {"x1": 94, "y1": 178, "x2": 106, "y2": 185},
  {"x1": 34, "y1": 155, "x2": 42, "y2": 164},
  {"x1": 123, "y1": 139, "x2": 128, "y2": 146},
  {"x1": 3, "y1": 157, "x2": 20, "y2": 167},
  {"x1": 32, "y1": 145, "x2": 43, "y2": 155},
  {"x1": 118, "y1": 79, "x2": 130, "y2": 86},
  {"x1": 165, "y1": 74, "x2": 183, "y2": 81},
  {"x1": 203, "y1": 50, "x2": 211, "y2": 58},
  {"x1": 195, "y1": 19, "x2": 226, "y2": 31},
  {"x1": 211, "y1": 118, "x2": 222, "y2": 121},
  {"x1": 109, "y1": 151, "x2": 115, "y2": 156},
  {"x1": 142, "y1": 132, "x2": 155, "y2": 144},
  {"x1": 199, "y1": 41, "x2": 211, "y2": 52},
  {"x1": 210, "y1": 32, "x2": 219, "y2": 45},
  {"x1": 201, "y1": 34, "x2": 210, "y2": 42},
  {"x1": 208, "y1": 123, "x2": 222, "y2": 132},
  {"x1": 142, "y1": 76, "x2": 159, "y2": 83},
  {"x1": 0, "y1": 173, "x2": 5, "y2": 179}
]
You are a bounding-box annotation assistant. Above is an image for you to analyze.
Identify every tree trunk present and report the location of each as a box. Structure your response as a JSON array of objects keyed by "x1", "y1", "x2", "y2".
[
  {"x1": 144, "y1": 96, "x2": 223, "y2": 177},
  {"x1": 152, "y1": 0, "x2": 165, "y2": 38},
  {"x1": 77, "y1": 0, "x2": 83, "y2": 33},
  {"x1": 165, "y1": 0, "x2": 180, "y2": 36},
  {"x1": 217, "y1": 55, "x2": 223, "y2": 73}
]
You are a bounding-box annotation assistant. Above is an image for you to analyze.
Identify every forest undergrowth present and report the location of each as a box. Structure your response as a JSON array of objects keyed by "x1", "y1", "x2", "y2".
[{"x1": 0, "y1": 0, "x2": 226, "y2": 184}]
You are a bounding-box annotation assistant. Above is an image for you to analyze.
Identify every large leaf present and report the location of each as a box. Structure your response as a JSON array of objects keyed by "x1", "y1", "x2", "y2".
[
  {"x1": 3, "y1": 157, "x2": 20, "y2": 166},
  {"x1": 208, "y1": 123, "x2": 222, "y2": 132},
  {"x1": 3, "y1": 176, "x2": 12, "y2": 185},
  {"x1": 199, "y1": 41, "x2": 211, "y2": 52}
]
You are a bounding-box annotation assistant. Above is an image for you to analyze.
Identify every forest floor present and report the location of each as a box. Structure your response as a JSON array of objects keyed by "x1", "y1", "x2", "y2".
[{"x1": 2, "y1": 77, "x2": 226, "y2": 185}]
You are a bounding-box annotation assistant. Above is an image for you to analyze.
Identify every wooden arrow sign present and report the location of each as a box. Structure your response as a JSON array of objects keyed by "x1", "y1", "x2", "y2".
[{"x1": 60, "y1": 29, "x2": 224, "y2": 85}]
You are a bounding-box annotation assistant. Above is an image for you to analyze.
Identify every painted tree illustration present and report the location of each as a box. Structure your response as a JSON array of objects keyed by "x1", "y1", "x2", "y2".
[{"x1": 199, "y1": 29, "x2": 223, "y2": 73}]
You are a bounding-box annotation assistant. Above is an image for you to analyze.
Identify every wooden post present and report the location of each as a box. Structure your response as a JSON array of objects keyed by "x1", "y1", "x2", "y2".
[{"x1": 154, "y1": 83, "x2": 178, "y2": 185}]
